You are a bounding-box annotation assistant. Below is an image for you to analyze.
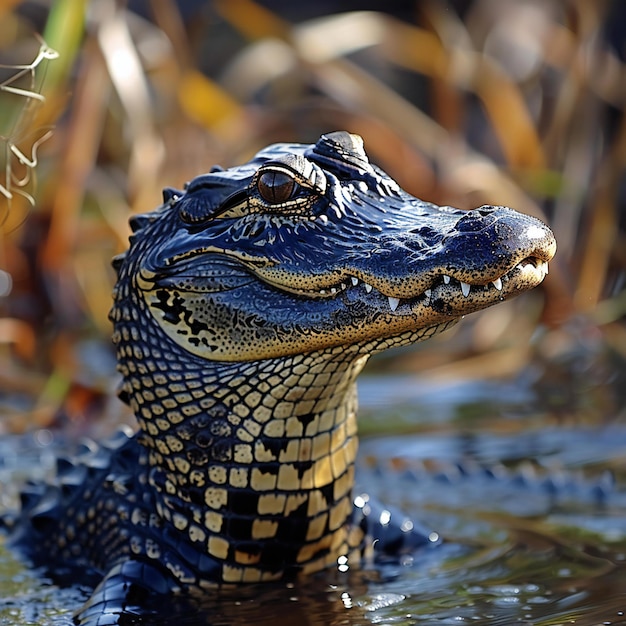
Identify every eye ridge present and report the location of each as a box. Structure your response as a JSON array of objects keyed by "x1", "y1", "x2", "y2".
[{"x1": 257, "y1": 170, "x2": 297, "y2": 204}]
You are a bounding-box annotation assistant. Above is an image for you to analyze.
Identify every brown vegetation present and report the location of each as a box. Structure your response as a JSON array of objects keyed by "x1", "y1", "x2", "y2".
[{"x1": 0, "y1": 0, "x2": 624, "y2": 433}]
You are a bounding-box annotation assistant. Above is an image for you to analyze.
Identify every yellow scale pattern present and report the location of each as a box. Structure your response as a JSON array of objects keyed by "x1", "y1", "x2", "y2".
[{"x1": 114, "y1": 291, "x2": 374, "y2": 583}]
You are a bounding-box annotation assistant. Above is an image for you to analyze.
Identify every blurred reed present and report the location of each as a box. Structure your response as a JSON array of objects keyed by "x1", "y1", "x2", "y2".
[{"x1": 0, "y1": 0, "x2": 624, "y2": 432}]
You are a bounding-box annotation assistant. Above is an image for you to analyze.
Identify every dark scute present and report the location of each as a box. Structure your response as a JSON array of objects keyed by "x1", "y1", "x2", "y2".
[
  {"x1": 129, "y1": 213, "x2": 152, "y2": 233},
  {"x1": 111, "y1": 253, "x2": 126, "y2": 272},
  {"x1": 315, "y1": 131, "x2": 369, "y2": 168},
  {"x1": 162, "y1": 186, "x2": 182, "y2": 203},
  {"x1": 19, "y1": 481, "x2": 47, "y2": 511}
]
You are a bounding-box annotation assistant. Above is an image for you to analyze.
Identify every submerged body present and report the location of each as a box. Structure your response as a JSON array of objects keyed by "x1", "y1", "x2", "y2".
[{"x1": 5, "y1": 132, "x2": 555, "y2": 623}]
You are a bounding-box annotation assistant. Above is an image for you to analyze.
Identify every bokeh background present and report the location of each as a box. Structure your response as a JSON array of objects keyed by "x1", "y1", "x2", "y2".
[{"x1": 0, "y1": 0, "x2": 625, "y2": 437}]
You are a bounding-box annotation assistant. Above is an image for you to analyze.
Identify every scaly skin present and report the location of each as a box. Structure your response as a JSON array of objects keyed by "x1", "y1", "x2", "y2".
[{"x1": 6, "y1": 132, "x2": 556, "y2": 624}]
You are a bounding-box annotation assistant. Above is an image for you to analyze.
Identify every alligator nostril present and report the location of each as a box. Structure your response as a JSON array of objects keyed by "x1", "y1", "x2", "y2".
[
  {"x1": 456, "y1": 213, "x2": 487, "y2": 232},
  {"x1": 455, "y1": 206, "x2": 500, "y2": 232},
  {"x1": 475, "y1": 205, "x2": 499, "y2": 217}
]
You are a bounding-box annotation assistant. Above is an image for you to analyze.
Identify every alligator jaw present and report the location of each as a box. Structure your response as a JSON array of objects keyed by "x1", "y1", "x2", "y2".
[
  {"x1": 253, "y1": 254, "x2": 552, "y2": 320},
  {"x1": 247, "y1": 204, "x2": 556, "y2": 324},
  {"x1": 384, "y1": 256, "x2": 551, "y2": 317},
  {"x1": 270, "y1": 256, "x2": 547, "y2": 298}
]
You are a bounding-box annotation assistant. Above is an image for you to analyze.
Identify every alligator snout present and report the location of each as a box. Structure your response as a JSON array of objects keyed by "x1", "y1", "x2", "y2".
[{"x1": 451, "y1": 205, "x2": 556, "y2": 270}]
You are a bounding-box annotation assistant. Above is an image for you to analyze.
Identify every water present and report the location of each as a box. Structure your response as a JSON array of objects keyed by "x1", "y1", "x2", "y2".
[{"x1": 1, "y1": 374, "x2": 626, "y2": 625}]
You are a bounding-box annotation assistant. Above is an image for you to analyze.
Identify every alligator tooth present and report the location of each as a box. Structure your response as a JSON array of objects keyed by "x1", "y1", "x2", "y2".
[
  {"x1": 424, "y1": 289, "x2": 432, "y2": 299},
  {"x1": 320, "y1": 289, "x2": 326, "y2": 295},
  {"x1": 388, "y1": 297, "x2": 400, "y2": 311},
  {"x1": 460, "y1": 282, "x2": 471, "y2": 297},
  {"x1": 364, "y1": 283, "x2": 373, "y2": 293},
  {"x1": 351, "y1": 277, "x2": 359, "y2": 286},
  {"x1": 544, "y1": 263, "x2": 549, "y2": 275},
  {"x1": 443, "y1": 275, "x2": 451, "y2": 285},
  {"x1": 341, "y1": 283, "x2": 347, "y2": 290},
  {"x1": 492, "y1": 277, "x2": 503, "y2": 291},
  {"x1": 330, "y1": 287, "x2": 337, "y2": 295}
]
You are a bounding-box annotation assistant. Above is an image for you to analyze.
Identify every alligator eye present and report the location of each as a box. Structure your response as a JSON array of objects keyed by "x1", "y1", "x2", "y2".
[{"x1": 257, "y1": 171, "x2": 296, "y2": 204}]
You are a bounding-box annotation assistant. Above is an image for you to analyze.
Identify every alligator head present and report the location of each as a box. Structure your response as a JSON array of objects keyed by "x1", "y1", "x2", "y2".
[
  {"x1": 113, "y1": 131, "x2": 556, "y2": 363},
  {"x1": 108, "y1": 131, "x2": 556, "y2": 581}
]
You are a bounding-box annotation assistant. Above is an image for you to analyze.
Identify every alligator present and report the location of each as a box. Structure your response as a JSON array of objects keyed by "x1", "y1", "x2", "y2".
[{"x1": 3, "y1": 131, "x2": 556, "y2": 624}]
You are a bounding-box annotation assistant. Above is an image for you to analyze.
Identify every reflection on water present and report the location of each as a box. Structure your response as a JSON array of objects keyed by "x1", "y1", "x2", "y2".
[{"x1": 1, "y1": 375, "x2": 626, "y2": 625}]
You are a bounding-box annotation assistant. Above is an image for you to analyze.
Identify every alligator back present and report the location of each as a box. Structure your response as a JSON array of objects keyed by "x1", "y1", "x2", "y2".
[{"x1": 7, "y1": 430, "x2": 144, "y2": 579}]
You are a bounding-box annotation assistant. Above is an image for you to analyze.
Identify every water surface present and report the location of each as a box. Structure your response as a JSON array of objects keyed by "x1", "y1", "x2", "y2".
[{"x1": 1, "y1": 374, "x2": 625, "y2": 625}]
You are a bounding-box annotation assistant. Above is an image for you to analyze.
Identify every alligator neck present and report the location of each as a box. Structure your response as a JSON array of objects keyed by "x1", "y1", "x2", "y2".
[{"x1": 112, "y1": 302, "x2": 369, "y2": 578}]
